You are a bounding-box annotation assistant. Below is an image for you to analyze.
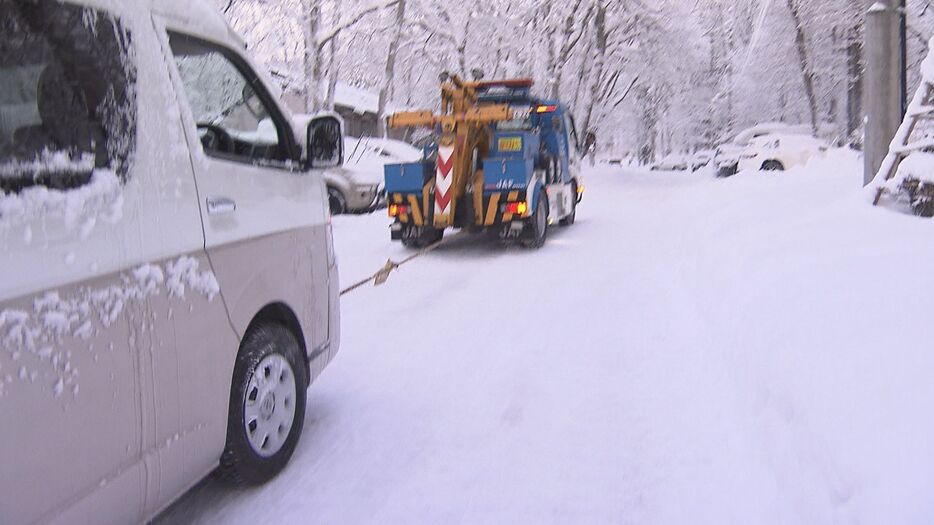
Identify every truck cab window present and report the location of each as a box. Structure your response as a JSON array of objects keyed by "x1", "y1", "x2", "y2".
[{"x1": 168, "y1": 33, "x2": 290, "y2": 166}]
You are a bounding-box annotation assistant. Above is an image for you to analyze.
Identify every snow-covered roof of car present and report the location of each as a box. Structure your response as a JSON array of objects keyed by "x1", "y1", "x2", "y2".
[
  {"x1": 355, "y1": 137, "x2": 422, "y2": 162},
  {"x1": 732, "y1": 123, "x2": 811, "y2": 146},
  {"x1": 334, "y1": 83, "x2": 379, "y2": 114},
  {"x1": 662, "y1": 152, "x2": 690, "y2": 160},
  {"x1": 331, "y1": 83, "x2": 404, "y2": 115},
  {"x1": 341, "y1": 136, "x2": 422, "y2": 185},
  {"x1": 747, "y1": 133, "x2": 825, "y2": 147}
]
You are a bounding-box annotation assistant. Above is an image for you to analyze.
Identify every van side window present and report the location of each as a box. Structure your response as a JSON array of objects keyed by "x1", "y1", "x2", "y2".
[
  {"x1": 168, "y1": 33, "x2": 292, "y2": 167},
  {"x1": 0, "y1": 0, "x2": 136, "y2": 195}
]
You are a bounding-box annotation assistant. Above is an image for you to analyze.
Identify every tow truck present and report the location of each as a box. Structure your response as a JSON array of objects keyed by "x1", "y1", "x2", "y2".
[{"x1": 383, "y1": 75, "x2": 584, "y2": 248}]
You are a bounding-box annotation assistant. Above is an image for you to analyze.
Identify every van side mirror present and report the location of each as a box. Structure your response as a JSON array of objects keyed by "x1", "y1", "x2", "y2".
[{"x1": 306, "y1": 115, "x2": 343, "y2": 170}]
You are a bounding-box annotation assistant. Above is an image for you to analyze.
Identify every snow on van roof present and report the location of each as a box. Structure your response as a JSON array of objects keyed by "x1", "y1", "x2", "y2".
[
  {"x1": 148, "y1": 0, "x2": 236, "y2": 46},
  {"x1": 65, "y1": 0, "x2": 241, "y2": 50},
  {"x1": 70, "y1": 0, "x2": 233, "y2": 42}
]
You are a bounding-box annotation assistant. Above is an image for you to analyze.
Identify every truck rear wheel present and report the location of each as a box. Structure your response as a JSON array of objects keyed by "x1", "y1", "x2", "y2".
[
  {"x1": 523, "y1": 192, "x2": 548, "y2": 249},
  {"x1": 401, "y1": 226, "x2": 443, "y2": 249}
]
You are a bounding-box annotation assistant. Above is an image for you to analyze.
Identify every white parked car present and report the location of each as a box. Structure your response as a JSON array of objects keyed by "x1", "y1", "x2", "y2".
[
  {"x1": 650, "y1": 153, "x2": 690, "y2": 171},
  {"x1": 713, "y1": 142, "x2": 746, "y2": 177},
  {"x1": 737, "y1": 133, "x2": 829, "y2": 172},
  {"x1": 714, "y1": 123, "x2": 812, "y2": 177},
  {"x1": 0, "y1": 0, "x2": 342, "y2": 522},
  {"x1": 690, "y1": 149, "x2": 714, "y2": 171}
]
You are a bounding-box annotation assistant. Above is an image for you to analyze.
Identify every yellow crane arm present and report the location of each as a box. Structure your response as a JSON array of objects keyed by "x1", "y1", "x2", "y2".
[
  {"x1": 387, "y1": 111, "x2": 436, "y2": 129},
  {"x1": 387, "y1": 105, "x2": 513, "y2": 129}
]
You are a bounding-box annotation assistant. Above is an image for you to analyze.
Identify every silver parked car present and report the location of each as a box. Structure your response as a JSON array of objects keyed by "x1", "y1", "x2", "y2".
[
  {"x1": 0, "y1": 0, "x2": 342, "y2": 522},
  {"x1": 292, "y1": 124, "x2": 423, "y2": 215},
  {"x1": 336, "y1": 137, "x2": 424, "y2": 213}
]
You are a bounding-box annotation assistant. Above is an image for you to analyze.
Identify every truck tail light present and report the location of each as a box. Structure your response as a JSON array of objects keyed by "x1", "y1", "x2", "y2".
[
  {"x1": 388, "y1": 203, "x2": 409, "y2": 217},
  {"x1": 504, "y1": 201, "x2": 528, "y2": 216}
]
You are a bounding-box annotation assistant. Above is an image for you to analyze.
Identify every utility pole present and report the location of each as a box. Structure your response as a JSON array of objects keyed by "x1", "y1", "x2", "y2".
[
  {"x1": 900, "y1": 0, "x2": 908, "y2": 115},
  {"x1": 864, "y1": 1, "x2": 905, "y2": 186}
]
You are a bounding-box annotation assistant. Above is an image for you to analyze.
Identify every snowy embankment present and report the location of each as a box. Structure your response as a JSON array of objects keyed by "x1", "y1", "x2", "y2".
[{"x1": 159, "y1": 149, "x2": 934, "y2": 524}]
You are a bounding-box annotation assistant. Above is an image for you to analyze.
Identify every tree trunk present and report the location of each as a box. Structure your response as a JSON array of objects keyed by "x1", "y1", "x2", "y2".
[
  {"x1": 571, "y1": 40, "x2": 594, "y2": 117},
  {"x1": 377, "y1": 0, "x2": 406, "y2": 137},
  {"x1": 786, "y1": 0, "x2": 820, "y2": 134},
  {"x1": 325, "y1": 34, "x2": 339, "y2": 110},
  {"x1": 580, "y1": 4, "x2": 606, "y2": 140},
  {"x1": 491, "y1": 45, "x2": 504, "y2": 78},
  {"x1": 457, "y1": 17, "x2": 471, "y2": 76},
  {"x1": 846, "y1": 25, "x2": 863, "y2": 143},
  {"x1": 539, "y1": 0, "x2": 557, "y2": 93},
  {"x1": 550, "y1": 0, "x2": 584, "y2": 100},
  {"x1": 302, "y1": 0, "x2": 323, "y2": 112},
  {"x1": 637, "y1": 87, "x2": 657, "y2": 165}
]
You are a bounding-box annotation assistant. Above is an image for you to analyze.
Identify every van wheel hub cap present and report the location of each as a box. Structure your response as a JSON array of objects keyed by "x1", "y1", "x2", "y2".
[
  {"x1": 243, "y1": 354, "x2": 296, "y2": 457},
  {"x1": 260, "y1": 392, "x2": 276, "y2": 419}
]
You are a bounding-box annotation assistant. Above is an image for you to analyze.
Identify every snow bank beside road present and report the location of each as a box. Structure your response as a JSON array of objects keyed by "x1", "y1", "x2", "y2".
[
  {"x1": 729, "y1": 144, "x2": 861, "y2": 181},
  {"x1": 668, "y1": 151, "x2": 934, "y2": 523}
]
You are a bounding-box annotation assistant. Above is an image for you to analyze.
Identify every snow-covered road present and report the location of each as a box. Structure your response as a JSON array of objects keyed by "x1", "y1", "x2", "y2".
[{"x1": 159, "y1": 153, "x2": 934, "y2": 524}]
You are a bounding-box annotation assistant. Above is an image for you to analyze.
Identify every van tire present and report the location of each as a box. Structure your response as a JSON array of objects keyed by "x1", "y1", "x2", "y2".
[{"x1": 218, "y1": 323, "x2": 308, "y2": 486}]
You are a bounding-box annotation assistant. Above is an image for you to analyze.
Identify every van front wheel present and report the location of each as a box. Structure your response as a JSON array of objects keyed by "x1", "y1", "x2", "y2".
[{"x1": 219, "y1": 323, "x2": 308, "y2": 485}]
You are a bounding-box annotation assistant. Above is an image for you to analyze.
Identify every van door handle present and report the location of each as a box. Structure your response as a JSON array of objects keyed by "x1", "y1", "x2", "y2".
[{"x1": 206, "y1": 196, "x2": 236, "y2": 215}]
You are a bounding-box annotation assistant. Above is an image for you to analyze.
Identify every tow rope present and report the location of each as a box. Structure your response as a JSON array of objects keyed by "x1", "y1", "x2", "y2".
[{"x1": 339, "y1": 230, "x2": 466, "y2": 296}]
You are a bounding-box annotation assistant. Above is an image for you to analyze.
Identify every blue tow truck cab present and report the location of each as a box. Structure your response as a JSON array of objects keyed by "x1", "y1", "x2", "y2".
[{"x1": 384, "y1": 79, "x2": 584, "y2": 249}]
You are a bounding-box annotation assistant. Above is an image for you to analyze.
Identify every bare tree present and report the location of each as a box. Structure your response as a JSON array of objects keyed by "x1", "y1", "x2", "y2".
[
  {"x1": 302, "y1": 0, "x2": 401, "y2": 112},
  {"x1": 220, "y1": 0, "x2": 934, "y2": 155},
  {"x1": 579, "y1": 3, "x2": 608, "y2": 140},
  {"x1": 786, "y1": 0, "x2": 820, "y2": 134},
  {"x1": 548, "y1": 0, "x2": 592, "y2": 100},
  {"x1": 377, "y1": 0, "x2": 407, "y2": 136}
]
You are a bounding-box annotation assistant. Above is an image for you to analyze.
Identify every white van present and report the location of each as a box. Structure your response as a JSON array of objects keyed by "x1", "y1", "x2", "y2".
[{"x1": 0, "y1": 0, "x2": 342, "y2": 522}]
